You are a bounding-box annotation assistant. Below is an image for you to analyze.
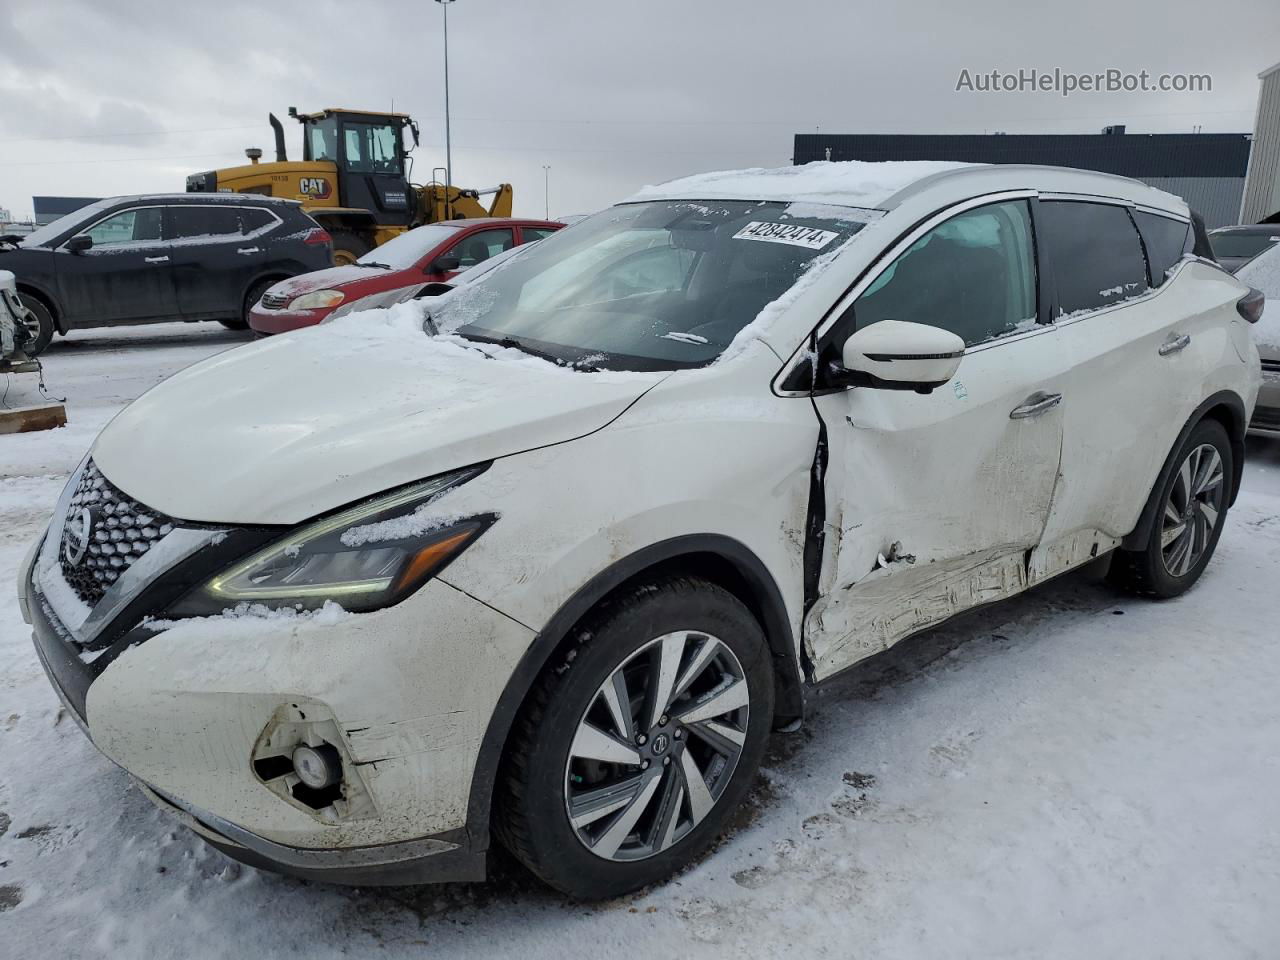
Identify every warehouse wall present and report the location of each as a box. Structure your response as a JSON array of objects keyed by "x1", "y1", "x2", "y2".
[
  {"x1": 1240, "y1": 63, "x2": 1280, "y2": 224},
  {"x1": 1143, "y1": 177, "x2": 1244, "y2": 229}
]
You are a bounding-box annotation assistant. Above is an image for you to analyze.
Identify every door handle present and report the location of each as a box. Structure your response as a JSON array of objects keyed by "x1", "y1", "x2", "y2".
[
  {"x1": 236, "y1": 247, "x2": 261, "y2": 255},
  {"x1": 1009, "y1": 391, "x2": 1063, "y2": 420},
  {"x1": 1158, "y1": 334, "x2": 1191, "y2": 356},
  {"x1": 144, "y1": 256, "x2": 169, "y2": 264}
]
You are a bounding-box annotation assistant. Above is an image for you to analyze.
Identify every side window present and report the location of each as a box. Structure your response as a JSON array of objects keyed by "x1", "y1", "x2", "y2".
[
  {"x1": 1039, "y1": 201, "x2": 1147, "y2": 315},
  {"x1": 168, "y1": 206, "x2": 244, "y2": 242},
  {"x1": 446, "y1": 229, "x2": 515, "y2": 268},
  {"x1": 78, "y1": 208, "x2": 163, "y2": 247},
  {"x1": 1133, "y1": 212, "x2": 1190, "y2": 287},
  {"x1": 239, "y1": 208, "x2": 276, "y2": 235},
  {"x1": 853, "y1": 200, "x2": 1038, "y2": 347},
  {"x1": 521, "y1": 227, "x2": 558, "y2": 243}
]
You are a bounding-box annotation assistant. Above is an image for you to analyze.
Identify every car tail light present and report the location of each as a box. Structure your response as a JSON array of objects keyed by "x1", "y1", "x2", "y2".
[
  {"x1": 1237, "y1": 287, "x2": 1265, "y2": 324},
  {"x1": 303, "y1": 227, "x2": 332, "y2": 246}
]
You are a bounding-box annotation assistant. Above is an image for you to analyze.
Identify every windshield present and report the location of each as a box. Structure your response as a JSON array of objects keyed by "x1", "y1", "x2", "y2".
[
  {"x1": 18, "y1": 199, "x2": 116, "y2": 247},
  {"x1": 358, "y1": 224, "x2": 461, "y2": 270},
  {"x1": 1211, "y1": 230, "x2": 1280, "y2": 259},
  {"x1": 431, "y1": 200, "x2": 869, "y2": 371}
]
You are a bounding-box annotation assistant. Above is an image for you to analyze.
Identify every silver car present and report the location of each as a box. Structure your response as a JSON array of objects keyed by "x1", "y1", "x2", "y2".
[{"x1": 1237, "y1": 244, "x2": 1280, "y2": 437}]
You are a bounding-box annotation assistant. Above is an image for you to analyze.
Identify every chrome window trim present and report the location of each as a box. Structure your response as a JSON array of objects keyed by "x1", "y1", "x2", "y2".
[
  {"x1": 1037, "y1": 191, "x2": 1136, "y2": 207},
  {"x1": 772, "y1": 189, "x2": 1041, "y2": 397}
]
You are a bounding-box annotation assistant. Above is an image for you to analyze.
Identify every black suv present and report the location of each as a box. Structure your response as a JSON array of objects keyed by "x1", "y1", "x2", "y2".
[{"x1": 0, "y1": 194, "x2": 332, "y2": 354}]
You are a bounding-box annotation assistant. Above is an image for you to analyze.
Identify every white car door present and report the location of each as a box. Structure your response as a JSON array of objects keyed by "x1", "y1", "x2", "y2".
[
  {"x1": 1028, "y1": 200, "x2": 1203, "y2": 581},
  {"x1": 801, "y1": 196, "x2": 1070, "y2": 680}
]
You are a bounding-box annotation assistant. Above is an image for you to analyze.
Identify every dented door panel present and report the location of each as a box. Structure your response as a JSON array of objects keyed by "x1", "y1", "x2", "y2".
[{"x1": 806, "y1": 331, "x2": 1068, "y2": 680}]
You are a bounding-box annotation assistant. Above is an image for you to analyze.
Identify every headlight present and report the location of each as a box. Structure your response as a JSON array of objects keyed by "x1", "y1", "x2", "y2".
[
  {"x1": 288, "y1": 289, "x2": 345, "y2": 311},
  {"x1": 168, "y1": 467, "x2": 490, "y2": 617}
]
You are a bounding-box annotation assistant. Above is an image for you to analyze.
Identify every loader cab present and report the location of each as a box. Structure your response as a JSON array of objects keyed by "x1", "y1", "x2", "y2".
[{"x1": 294, "y1": 108, "x2": 418, "y2": 227}]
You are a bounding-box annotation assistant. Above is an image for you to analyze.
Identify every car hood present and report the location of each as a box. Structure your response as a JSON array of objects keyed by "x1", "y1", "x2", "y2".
[
  {"x1": 92, "y1": 304, "x2": 666, "y2": 524},
  {"x1": 268, "y1": 263, "x2": 406, "y2": 298}
]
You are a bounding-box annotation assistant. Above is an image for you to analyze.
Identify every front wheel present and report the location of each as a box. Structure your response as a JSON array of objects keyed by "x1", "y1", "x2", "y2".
[
  {"x1": 16, "y1": 293, "x2": 55, "y2": 355},
  {"x1": 1110, "y1": 418, "x2": 1233, "y2": 598},
  {"x1": 495, "y1": 577, "x2": 774, "y2": 899}
]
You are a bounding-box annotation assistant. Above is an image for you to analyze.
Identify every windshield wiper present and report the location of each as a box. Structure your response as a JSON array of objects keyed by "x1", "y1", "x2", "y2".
[
  {"x1": 458, "y1": 331, "x2": 564, "y2": 364},
  {"x1": 355, "y1": 260, "x2": 393, "y2": 270}
]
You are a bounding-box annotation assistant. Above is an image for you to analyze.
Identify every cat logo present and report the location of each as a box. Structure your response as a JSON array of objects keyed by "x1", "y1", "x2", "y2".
[{"x1": 298, "y1": 177, "x2": 332, "y2": 200}]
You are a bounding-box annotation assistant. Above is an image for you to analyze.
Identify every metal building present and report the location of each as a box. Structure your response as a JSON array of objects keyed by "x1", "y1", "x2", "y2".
[
  {"x1": 1240, "y1": 60, "x2": 1280, "y2": 224},
  {"x1": 32, "y1": 196, "x2": 100, "y2": 226},
  {"x1": 793, "y1": 129, "x2": 1252, "y2": 227}
]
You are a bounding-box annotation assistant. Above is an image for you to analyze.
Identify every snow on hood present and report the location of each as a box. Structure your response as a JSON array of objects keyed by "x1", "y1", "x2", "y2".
[
  {"x1": 267, "y1": 264, "x2": 383, "y2": 298},
  {"x1": 1236, "y1": 244, "x2": 1280, "y2": 356},
  {"x1": 627, "y1": 160, "x2": 977, "y2": 209},
  {"x1": 91, "y1": 301, "x2": 665, "y2": 525}
]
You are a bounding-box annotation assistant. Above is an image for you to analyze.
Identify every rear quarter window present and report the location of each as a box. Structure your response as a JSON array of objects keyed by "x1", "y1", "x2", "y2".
[
  {"x1": 1040, "y1": 200, "x2": 1148, "y2": 316},
  {"x1": 1133, "y1": 212, "x2": 1191, "y2": 287}
]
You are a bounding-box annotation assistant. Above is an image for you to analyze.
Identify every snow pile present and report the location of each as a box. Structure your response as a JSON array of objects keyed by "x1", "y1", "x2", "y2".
[
  {"x1": 1236, "y1": 243, "x2": 1280, "y2": 352},
  {"x1": 340, "y1": 508, "x2": 469, "y2": 548},
  {"x1": 627, "y1": 160, "x2": 977, "y2": 209}
]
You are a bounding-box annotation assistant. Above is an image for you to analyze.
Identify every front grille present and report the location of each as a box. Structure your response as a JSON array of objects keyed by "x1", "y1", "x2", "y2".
[
  {"x1": 58, "y1": 461, "x2": 176, "y2": 606},
  {"x1": 260, "y1": 292, "x2": 290, "y2": 310}
]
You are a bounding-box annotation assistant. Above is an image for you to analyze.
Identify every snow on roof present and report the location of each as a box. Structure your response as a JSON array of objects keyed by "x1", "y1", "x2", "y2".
[{"x1": 625, "y1": 160, "x2": 978, "y2": 209}]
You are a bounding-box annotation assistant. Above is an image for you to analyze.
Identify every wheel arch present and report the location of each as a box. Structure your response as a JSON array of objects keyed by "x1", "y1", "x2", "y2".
[
  {"x1": 465, "y1": 534, "x2": 805, "y2": 849},
  {"x1": 1121, "y1": 390, "x2": 1247, "y2": 551}
]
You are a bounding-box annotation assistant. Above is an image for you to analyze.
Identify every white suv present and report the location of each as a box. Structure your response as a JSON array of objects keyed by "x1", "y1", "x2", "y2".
[{"x1": 18, "y1": 162, "x2": 1263, "y2": 898}]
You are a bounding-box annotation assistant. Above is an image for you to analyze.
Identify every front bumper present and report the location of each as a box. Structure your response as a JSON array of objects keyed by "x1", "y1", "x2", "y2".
[
  {"x1": 1247, "y1": 364, "x2": 1280, "y2": 438},
  {"x1": 24, "y1": 528, "x2": 536, "y2": 885},
  {"x1": 247, "y1": 305, "x2": 330, "y2": 335}
]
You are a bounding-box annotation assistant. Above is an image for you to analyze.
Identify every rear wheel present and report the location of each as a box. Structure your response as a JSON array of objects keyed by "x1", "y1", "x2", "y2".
[
  {"x1": 495, "y1": 576, "x2": 774, "y2": 899},
  {"x1": 329, "y1": 230, "x2": 372, "y2": 266},
  {"x1": 1110, "y1": 419, "x2": 1232, "y2": 598},
  {"x1": 16, "y1": 293, "x2": 55, "y2": 355}
]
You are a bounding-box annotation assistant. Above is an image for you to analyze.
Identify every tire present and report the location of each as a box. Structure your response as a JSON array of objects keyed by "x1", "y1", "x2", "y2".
[
  {"x1": 225, "y1": 279, "x2": 275, "y2": 331},
  {"x1": 1109, "y1": 418, "x2": 1233, "y2": 599},
  {"x1": 16, "y1": 292, "x2": 55, "y2": 356},
  {"x1": 329, "y1": 230, "x2": 371, "y2": 267},
  {"x1": 494, "y1": 576, "x2": 775, "y2": 899}
]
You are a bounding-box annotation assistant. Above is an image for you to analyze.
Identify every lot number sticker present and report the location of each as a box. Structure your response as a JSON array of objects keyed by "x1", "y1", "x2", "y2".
[{"x1": 733, "y1": 221, "x2": 838, "y2": 250}]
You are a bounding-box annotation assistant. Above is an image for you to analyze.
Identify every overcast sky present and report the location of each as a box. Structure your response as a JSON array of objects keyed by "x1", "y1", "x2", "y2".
[{"x1": 2, "y1": 0, "x2": 1278, "y2": 220}]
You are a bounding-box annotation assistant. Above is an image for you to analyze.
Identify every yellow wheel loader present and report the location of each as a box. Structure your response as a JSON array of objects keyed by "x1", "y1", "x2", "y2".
[{"x1": 187, "y1": 108, "x2": 513, "y2": 265}]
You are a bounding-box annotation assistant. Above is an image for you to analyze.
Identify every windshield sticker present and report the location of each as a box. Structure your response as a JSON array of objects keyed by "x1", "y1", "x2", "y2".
[{"x1": 733, "y1": 221, "x2": 839, "y2": 250}]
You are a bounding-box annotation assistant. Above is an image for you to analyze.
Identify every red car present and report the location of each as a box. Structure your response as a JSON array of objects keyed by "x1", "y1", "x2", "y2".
[{"x1": 248, "y1": 218, "x2": 562, "y2": 335}]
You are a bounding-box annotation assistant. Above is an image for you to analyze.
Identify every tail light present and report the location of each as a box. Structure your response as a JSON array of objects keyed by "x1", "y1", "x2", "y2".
[
  {"x1": 303, "y1": 227, "x2": 332, "y2": 246},
  {"x1": 1237, "y1": 287, "x2": 1265, "y2": 324}
]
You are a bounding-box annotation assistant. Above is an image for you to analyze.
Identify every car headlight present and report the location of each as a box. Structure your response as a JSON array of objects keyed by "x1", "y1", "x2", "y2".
[
  {"x1": 168, "y1": 467, "x2": 491, "y2": 617},
  {"x1": 288, "y1": 289, "x2": 345, "y2": 311}
]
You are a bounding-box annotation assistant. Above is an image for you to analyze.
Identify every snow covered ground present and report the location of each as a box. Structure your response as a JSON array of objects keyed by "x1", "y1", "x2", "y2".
[{"x1": 2, "y1": 323, "x2": 1279, "y2": 959}]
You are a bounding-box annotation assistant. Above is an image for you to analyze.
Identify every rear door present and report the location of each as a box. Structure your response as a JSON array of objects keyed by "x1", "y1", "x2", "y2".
[
  {"x1": 56, "y1": 205, "x2": 178, "y2": 325},
  {"x1": 806, "y1": 196, "x2": 1069, "y2": 679},
  {"x1": 165, "y1": 205, "x2": 269, "y2": 318},
  {"x1": 1030, "y1": 199, "x2": 1198, "y2": 580}
]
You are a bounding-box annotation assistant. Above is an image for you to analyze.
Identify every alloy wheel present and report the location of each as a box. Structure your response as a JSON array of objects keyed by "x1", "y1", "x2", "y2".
[
  {"x1": 563, "y1": 630, "x2": 750, "y2": 862},
  {"x1": 1160, "y1": 442, "x2": 1225, "y2": 577}
]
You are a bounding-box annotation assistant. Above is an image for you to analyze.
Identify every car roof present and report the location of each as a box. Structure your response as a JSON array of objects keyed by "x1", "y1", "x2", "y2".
[
  {"x1": 1210, "y1": 224, "x2": 1280, "y2": 234},
  {"x1": 439, "y1": 217, "x2": 562, "y2": 228},
  {"x1": 101, "y1": 193, "x2": 302, "y2": 207},
  {"x1": 627, "y1": 160, "x2": 1190, "y2": 218}
]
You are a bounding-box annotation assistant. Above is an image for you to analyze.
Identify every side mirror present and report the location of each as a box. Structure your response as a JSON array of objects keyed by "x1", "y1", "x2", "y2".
[
  {"x1": 428, "y1": 255, "x2": 461, "y2": 274},
  {"x1": 65, "y1": 235, "x2": 93, "y2": 254},
  {"x1": 840, "y1": 319, "x2": 964, "y2": 394}
]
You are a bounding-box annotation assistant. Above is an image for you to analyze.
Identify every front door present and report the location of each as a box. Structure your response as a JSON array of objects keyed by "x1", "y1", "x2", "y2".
[
  {"x1": 805, "y1": 198, "x2": 1068, "y2": 679},
  {"x1": 56, "y1": 205, "x2": 179, "y2": 325}
]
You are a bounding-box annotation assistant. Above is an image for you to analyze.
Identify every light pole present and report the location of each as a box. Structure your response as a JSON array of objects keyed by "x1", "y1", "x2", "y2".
[
  {"x1": 435, "y1": 0, "x2": 455, "y2": 217},
  {"x1": 542, "y1": 164, "x2": 551, "y2": 219}
]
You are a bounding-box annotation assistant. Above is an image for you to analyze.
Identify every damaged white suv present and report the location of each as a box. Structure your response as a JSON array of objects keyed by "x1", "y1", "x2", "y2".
[{"x1": 18, "y1": 162, "x2": 1263, "y2": 898}]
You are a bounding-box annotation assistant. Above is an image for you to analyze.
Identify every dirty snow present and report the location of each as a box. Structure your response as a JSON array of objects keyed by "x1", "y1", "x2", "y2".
[
  {"x1": 627, "y1": 160, "x2": 976, "y2": 209},
  {"x1": 3, "y1": 322, "x2": 1280, "y2": 958},
  {"x1": 1237, "y1": 242, "x2": 1280, "y2": 352}
]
